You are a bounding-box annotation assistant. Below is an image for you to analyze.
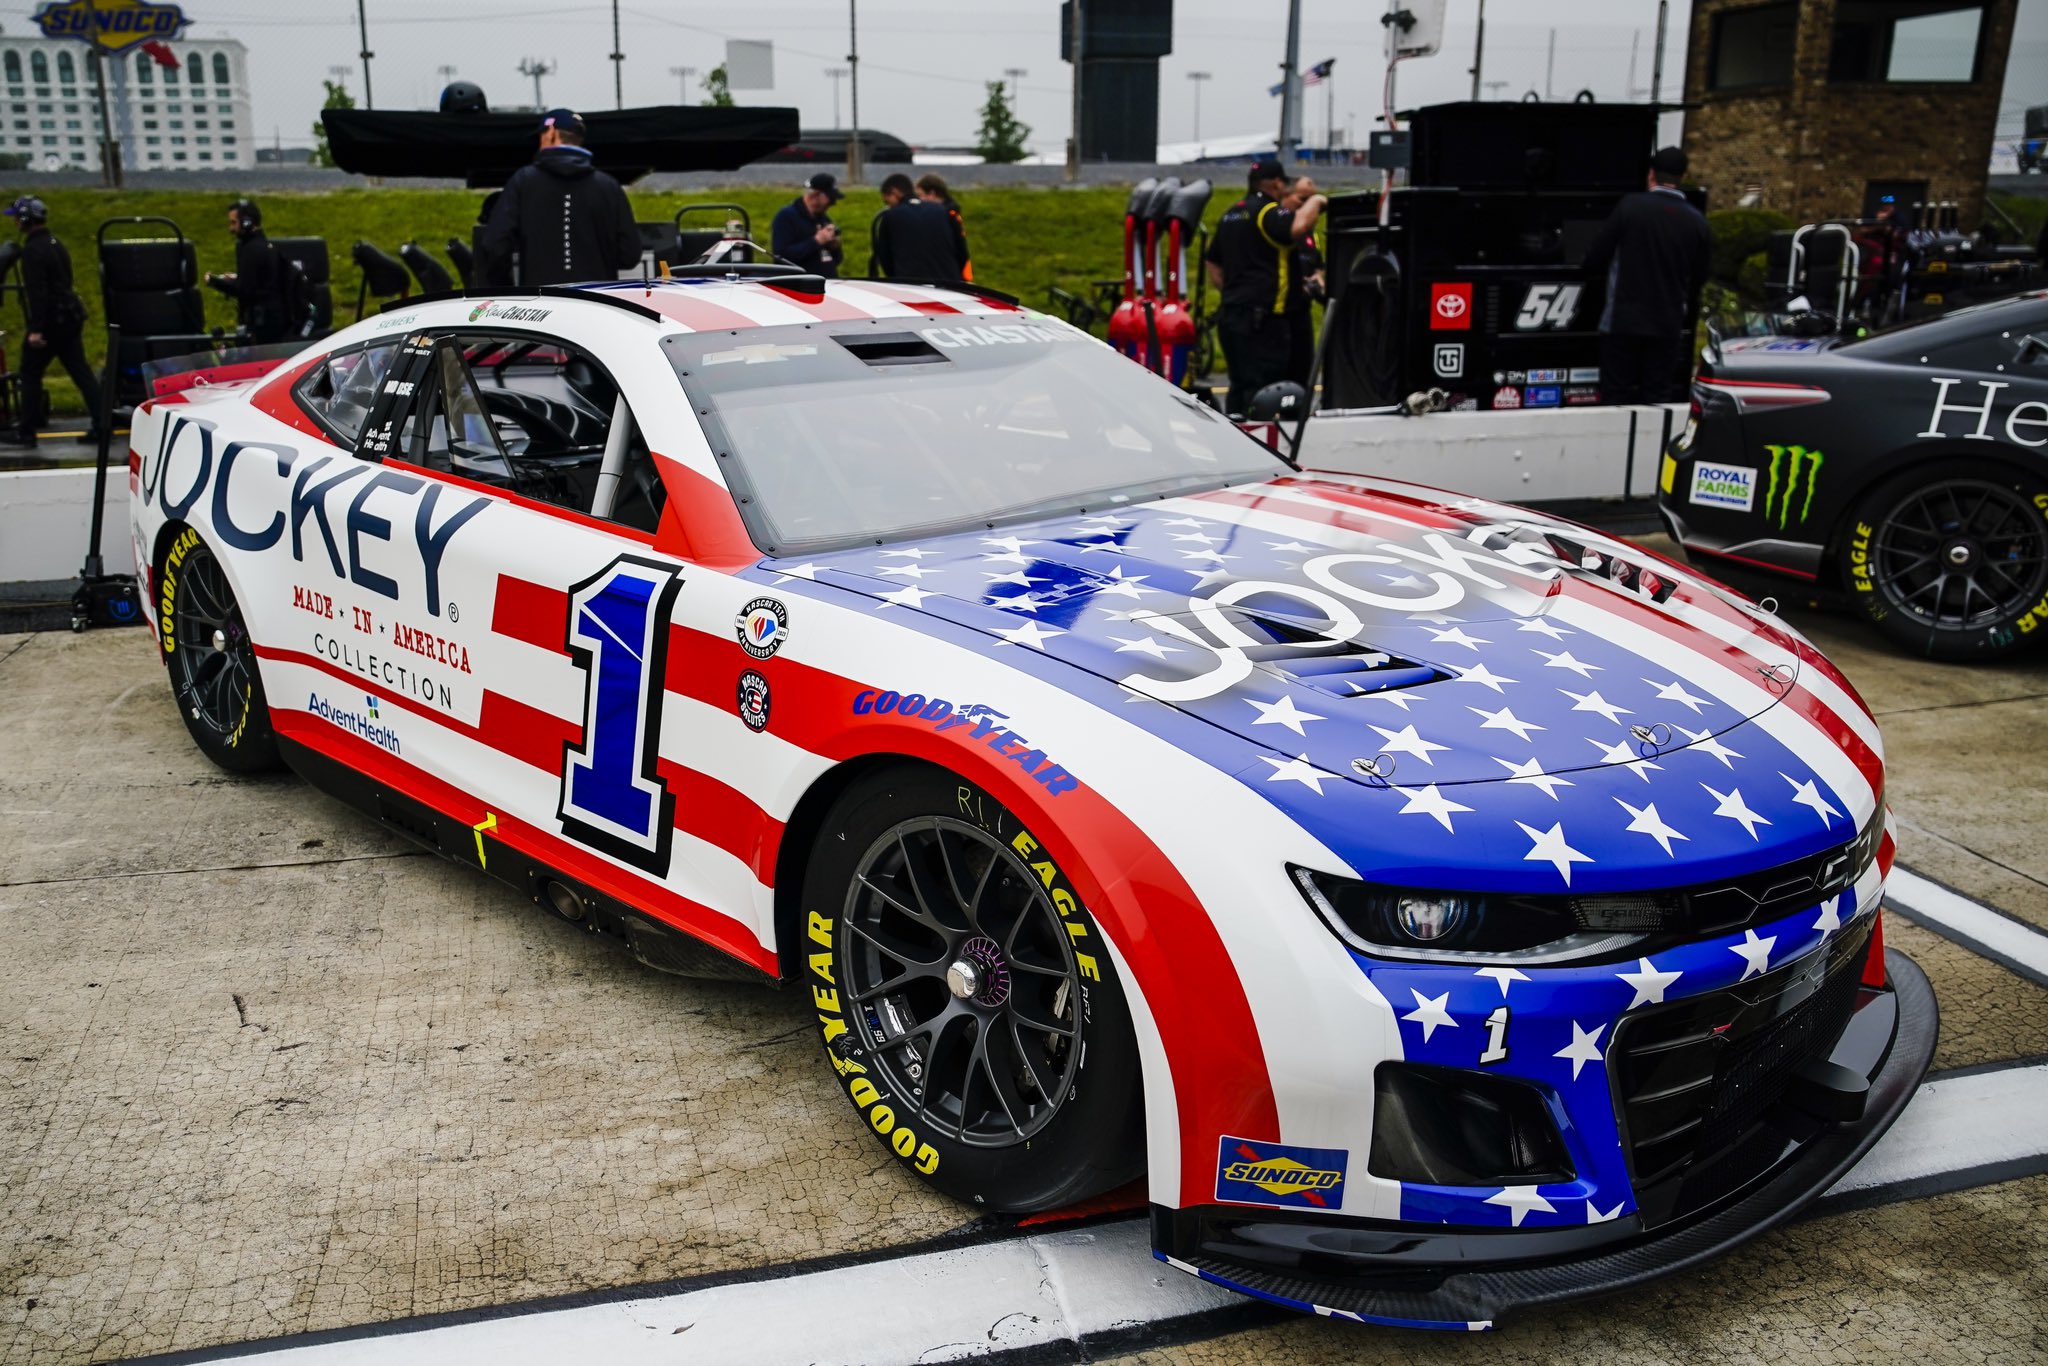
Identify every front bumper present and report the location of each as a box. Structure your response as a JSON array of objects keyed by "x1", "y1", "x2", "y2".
[{"x1": 1153, "y1": 945, "x2": 1936, "y2": 1330}]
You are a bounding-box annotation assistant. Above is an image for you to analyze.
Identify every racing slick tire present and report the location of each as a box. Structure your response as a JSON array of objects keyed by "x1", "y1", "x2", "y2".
[
  {"x1": 1837, "y1": 459, "x2": 2048, "y2": 662},
  {"x1": 804, "y1": 764, "x2": 1145, "y2": 1213},
  {"x1": 156, "y1": 527, "x2": 282, "y2": 773}
]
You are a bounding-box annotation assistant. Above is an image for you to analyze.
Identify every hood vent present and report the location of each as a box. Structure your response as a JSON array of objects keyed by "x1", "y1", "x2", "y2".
[{"x1": 1220, "y1": 605, "x2": 1453, "y2": 698}]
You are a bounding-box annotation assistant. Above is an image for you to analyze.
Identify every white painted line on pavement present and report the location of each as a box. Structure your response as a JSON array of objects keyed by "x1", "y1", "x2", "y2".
[
  {"x1": 1886, "y1": 865, "x2": 2048, "y2": 988},
  {"x1": 1825, "y1": 1061, "x2": 2048, "y2": 1200}
]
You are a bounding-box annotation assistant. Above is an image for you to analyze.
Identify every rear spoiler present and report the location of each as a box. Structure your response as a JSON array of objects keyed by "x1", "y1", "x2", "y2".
[{"x1": 141, "y1": 341, "x2": 307, "y2": 399}]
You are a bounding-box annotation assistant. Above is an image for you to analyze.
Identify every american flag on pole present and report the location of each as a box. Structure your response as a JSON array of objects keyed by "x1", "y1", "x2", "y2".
[{"x1": 1303, "y1": 58, "x2": 1336, "y2": 85}]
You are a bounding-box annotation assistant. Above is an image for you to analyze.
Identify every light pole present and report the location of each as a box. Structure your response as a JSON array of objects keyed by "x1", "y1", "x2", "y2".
[
  {"x1": 1003, "y1": 66, "x2": 1027, "y2": 102},
  {"x1": 1468, "y1": 0, "x2": 1485, "y2": 101},
  {"x1": 1066, "y1": 0, "x2": 1082, "y2": 180},
  {"x1": 825, "y1": 67, "x2": 848, "y2": 128},
  {"x1": 670, "y1": 66, "x2": 695, "y2": 104},
  {"x1": 327, "y1": 64, "x2": 353, "y2": 100},
  {"x1": 1186, "y1": 70, "x2": 1210, "y2": 145},
  {"x1": 846, "y1": 0, "x2": 862, "y2": 183},
  {"x1": 355, "y1": 0, "x2": 374, "y2": 108},
  {"x1": 435, "y1": 64, "x2": 456, "y2": 101},
  {"x1": 518, "y1": 57, "x2": 555, "y2": 111},
  {"x1": 610, "y1": 0, "x2": 624, "y2": 109}
]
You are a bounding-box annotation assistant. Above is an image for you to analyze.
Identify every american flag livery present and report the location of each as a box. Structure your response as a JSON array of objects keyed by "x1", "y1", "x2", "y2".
[{"x1": 128, "y1": 279, "x2": 1927, "y2": 1330}]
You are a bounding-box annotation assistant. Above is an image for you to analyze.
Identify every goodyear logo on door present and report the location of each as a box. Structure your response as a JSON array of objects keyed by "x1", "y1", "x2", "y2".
[{"x1": 34, "y1": 0, "x2": 189, "y2": 52}]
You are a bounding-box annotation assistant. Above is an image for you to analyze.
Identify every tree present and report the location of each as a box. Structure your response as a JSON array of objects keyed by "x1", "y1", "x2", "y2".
[
  {"x1": 974, "y1": 81, "x2": 1030, "y2": 164},
  {"x1": 701, "y1": 65, "x2": 734, "y2": 108},
  {"x1": 310, "y1": 79, "x2": 354, "y2": 169}
]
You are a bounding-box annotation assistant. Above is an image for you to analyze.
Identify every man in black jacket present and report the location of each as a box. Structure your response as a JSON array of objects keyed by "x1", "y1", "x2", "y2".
[
  {"x1": 204, "y1": 199, "x2": 291, "y2": 344},
  {"x1": 1204, "y1": 159, "x2": 1326, "y2": 416},
  {"x1": 6, "y1": 196, "x2": 102, "y2": 444},
  {"x1": 871, "y1": 173, "x2": 967, "y2": 280},
  {"x1": 769, "y1": 173, "x2": 844, "y2": 277},
  {"x1": 478, "y1": 109, "x2": 640, "y2": 288},
  {"x1": 1580, "y1": 145, "x2": 1712, "y2": 404}
]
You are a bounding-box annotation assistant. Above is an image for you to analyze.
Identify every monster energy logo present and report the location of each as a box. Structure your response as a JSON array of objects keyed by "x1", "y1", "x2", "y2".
[{"x1": 1763, "y1": 445, "x2": 1825, "y2": 528}]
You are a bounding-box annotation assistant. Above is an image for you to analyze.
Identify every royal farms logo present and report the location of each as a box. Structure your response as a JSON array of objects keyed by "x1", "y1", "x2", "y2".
[{"x1": 1763, "y1": 444, "x2": 1825, "y2": 528}]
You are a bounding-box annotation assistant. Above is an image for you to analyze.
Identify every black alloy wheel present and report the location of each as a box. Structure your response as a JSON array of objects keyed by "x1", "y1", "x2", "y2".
[
  {"x1": 805, "y1": 765, "x2": 1143, "y2": 1212},
  {"x1": 1845, "y1": 465, "x2": 2048, "y2": 662},
  {"x1": 162, "y1": 532, "x2": 281, "y2": 771},
  {"x1": 843, "y1": 815, "x2": 1083, "y2": 1148}
]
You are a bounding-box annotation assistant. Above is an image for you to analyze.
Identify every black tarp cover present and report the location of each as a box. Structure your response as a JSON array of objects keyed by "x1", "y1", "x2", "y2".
[{"x1": 321, "y1": 106, "x2": 801, "y2": 187}]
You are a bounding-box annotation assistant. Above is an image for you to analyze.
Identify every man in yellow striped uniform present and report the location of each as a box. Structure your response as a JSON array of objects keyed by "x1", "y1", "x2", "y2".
[{"x1": 1204, "y1": 158, "x2": 1326, "y2": 416}]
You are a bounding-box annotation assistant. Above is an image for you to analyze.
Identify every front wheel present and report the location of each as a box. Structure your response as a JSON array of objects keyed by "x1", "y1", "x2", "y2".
[
  {"x1": 1837, "y1": 461, "x2": 2048, "y2": 662},
  {"x1": 158, "y1": 528, "x2": 281, "y2": 772},
  {"x1": 803, "y1": 764, "x2": 1144, "y2": 1212}
]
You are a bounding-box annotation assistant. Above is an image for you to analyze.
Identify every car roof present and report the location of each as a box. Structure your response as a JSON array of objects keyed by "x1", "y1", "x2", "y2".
[{"x1": 548, "y1": 276, "x2": 1024, "y2": 333}]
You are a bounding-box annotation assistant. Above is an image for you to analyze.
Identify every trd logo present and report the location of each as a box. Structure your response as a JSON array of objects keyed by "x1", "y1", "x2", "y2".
[{"x1": 1432, "y1": 343, "x2": 1464, "y2": 378}]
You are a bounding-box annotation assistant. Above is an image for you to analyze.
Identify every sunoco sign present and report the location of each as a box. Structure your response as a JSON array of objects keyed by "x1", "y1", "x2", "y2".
[{"x1": 33, "y1": 0, "x2": 189, "y2": 53}]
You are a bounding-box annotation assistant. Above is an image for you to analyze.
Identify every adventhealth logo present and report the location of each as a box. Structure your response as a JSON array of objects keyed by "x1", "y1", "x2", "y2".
[
  {"x1": 1763, "y1": 444, "x2": 1824, "y2": 528},
  {"x1": 308, "y1": 692, "x2": 400, "y2": 754}
]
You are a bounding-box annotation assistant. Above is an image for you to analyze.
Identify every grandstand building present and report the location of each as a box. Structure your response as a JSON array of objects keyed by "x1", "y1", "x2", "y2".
[{"x1": 0, "y1": 32, "x2": 252, "y2": 171}]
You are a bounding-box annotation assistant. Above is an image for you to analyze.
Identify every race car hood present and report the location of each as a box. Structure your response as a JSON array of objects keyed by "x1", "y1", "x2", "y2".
[{"x1": 775, "y1": 475, "x2": 1815, "y2": 789}]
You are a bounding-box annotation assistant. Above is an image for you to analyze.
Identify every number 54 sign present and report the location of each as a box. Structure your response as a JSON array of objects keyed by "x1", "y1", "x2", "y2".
[{"x1": 1514, "y1": 283, "x2": 1582, "y2": 331}]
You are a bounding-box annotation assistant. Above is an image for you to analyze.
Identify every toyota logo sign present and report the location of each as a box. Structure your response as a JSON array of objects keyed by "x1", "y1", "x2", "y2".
[{"x1": 1429, "y1": 282, "x2": 1473, "y2": 330}]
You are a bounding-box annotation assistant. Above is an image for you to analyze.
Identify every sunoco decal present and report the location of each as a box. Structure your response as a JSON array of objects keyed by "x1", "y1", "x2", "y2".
[
  {"x1": 1215, "y1": 1136, "x2": 1349, "y2": 1210},
  {"x1": 1690, "y1": 462, "x2": 1757, "y2": 512},
  {"x1": 1762, "y1": 445, "x2": 1824, "y2": 527}
]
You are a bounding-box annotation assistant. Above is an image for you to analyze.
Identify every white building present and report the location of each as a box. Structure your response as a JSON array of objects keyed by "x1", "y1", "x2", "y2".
[{"x1": 0, "y1": 33, "x2": 253, "y2": 171}]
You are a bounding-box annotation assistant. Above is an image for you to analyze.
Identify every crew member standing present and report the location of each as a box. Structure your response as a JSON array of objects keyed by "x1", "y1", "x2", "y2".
[
  {"x1": 478, "y1": 109, "x2": 640, "y2": 288},
  {"x1": 1580, "y1": 145, "x2": 1712, "y2": 404},
  {"x1": 871, "y1": 173, "x2": 967, "y2": 280},
  {"x1": 6, "y1": 196, "x2": 101, "y2": 445},
  {"x1": 1204, "y1": 159, "x2": 1325, "y2": 415},
  {"x1": 204, "y1": 199, "x2": 291, "y2": 344},
  {"x1": 770, "y1": 173, "x2": 844, "y2": 277},
  {"x1": 915, "y1": 173, "x2": 972, "y2": 281},
  {"x1": 1280, "y1": 175, "x2": 1327, "y2": 386}
]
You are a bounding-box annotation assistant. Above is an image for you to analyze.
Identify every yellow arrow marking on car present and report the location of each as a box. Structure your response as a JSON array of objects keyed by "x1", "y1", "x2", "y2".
[{"x1": 473, "y1": 811, "x2": 498, "y2": 868}]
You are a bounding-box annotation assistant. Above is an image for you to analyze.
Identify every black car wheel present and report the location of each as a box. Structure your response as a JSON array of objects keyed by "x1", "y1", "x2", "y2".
[
  {"x1": 159, "y1": 528, "x2": 281, "y2": 772},
  {"x1": 1839, "y1": 462, "x2": 2048, "y2": 661},
  {"x1": 803, "y1": 764, "x2": 1144, "y2": 1212}
]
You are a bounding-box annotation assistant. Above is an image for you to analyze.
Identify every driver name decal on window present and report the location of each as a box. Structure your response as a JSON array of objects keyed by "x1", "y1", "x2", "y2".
[{"x1": 925, "y1": 323, "x2": 1063, "y2": 348}]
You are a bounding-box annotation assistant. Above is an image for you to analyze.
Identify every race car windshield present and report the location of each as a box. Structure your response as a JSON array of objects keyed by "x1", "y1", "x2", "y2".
[{"x1": 664, "y1": 316, "x2": 1283, "y2": 555}]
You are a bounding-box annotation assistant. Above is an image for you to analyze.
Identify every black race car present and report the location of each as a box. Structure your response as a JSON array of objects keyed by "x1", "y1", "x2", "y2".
[{"x1": 1659, "y1": 291, "x2": 2048, "y2": 661}]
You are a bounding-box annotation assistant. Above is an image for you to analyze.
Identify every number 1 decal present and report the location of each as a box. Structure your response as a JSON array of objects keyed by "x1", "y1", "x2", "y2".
[
  {"x1": 558, "y1": 555, "x2": 683, "y2": 875},
  {"x1": 1479, "y1": 1005, "x2": 1511, "y2": 1064}
]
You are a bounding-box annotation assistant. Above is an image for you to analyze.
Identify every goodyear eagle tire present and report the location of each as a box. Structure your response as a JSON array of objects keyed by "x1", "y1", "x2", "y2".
[
  {"x1": 157, "y1": 528, "x2": 282, "y2": 772},
  {"x1": 805, "y1": 764, "x2": 1144, "y2": 1212},
  {"x1": 1837, "y1": 460, "x2": 2048, "y2": 662}
]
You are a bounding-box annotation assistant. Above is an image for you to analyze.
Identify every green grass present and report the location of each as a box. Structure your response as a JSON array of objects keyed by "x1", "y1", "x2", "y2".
[{"x1": 18, "y1": 182, "x2": 1236, "y2": 417}]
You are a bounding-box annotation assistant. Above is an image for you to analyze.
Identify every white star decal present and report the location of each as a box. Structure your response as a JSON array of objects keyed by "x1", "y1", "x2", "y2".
[
  {"x1": 1401, "y1": 988, "x2": 1458, "y2": 1042},
  {"x1": 880, "y1": 547, "x2": 936, "y2": 559},
  {"x1": 1077, "y1": 514, "x2": 1132, "y2": 529},
  {"x1": 1409, "y1": 610, "x2": 1465, "y2": 626},
  {"x1": 1586, "y1": 1201, "x2": 1624, "y2": 1224},
  {"x1": 1534, "y1": 648, "x2": 1601, "y2": 678},
  {"x1": 981, "y1": 535, "x2": 1042, "y2": 555},
  {"x1": 1260, "y1": 754, "x2": 1333, "y2": 795},
  {"x1": 1616, "y1": 798, "x2": 1688, "y2": 857},
  {"x1": 1516, "y1": 617, "x2": 1573, "y2": 640},
  {"x1": 1730, "y1": 927, "x2": 1777, "y2": 980},
  {"x1": 1783, "y1": 773, "x2": 1843, "y2": 828},
  {"x1": 1160, "y1": 516, "x2": 1213, "y2": 529},
  {"x1": 1496, "y1": 756, "x2": 1574, "y2": 799},
  {"x1": 1110, "y1": 634, "x2": 1180, "y2": 659},
  {"x1": 1169, "y1": 531, "x2": 1224, "y2": 545},
  {"x1": 1814, "y1": 892, "x2": 1847, "y2": 937},
  {"x1": 876, "y1": 584, "x2": 933, "y2": 609},
  {"x1": 992, "y1": 593, "x2": 1042, "y2": 613},
  {"x1": 1475, "y1": 966, "x2": 1530, "y2": 997},
  {"x1": 979, "y1": 550, "x2": 1029, "y2": 567},
  {"x1": 1484, "y1": 1186, "x2": 1556, "y2": 1228},
  {"x1": 1646, "y1": 677, "x2": 1712, "y2": 713},
  {"x1": 1095, "y1": 567, "x2": 1154, "y2": 599},
  {"x1": 1370, "y1": 724, "x2": 1450, "y2": 766},
  {"x1": 1246, "y1": 694, "x2": 1326, "y2": 735},
  {"x1": 1383, "y1": 571, "x2": 1429, "y2": 589},
  {"x1": 1589, "y1": 737, "x2": 1662, "y2": 781},
  {"x1": 1177, "y1": 548, "x2": 1237, "y2": 563},
  {"x1": 1675, "y1": 725, "x2": 1743, "y2": 768},
  {"x1": 1554, "y1": 1021, "x2": 1607, "y2": 1079},
  {"x1": 981, "y1": 569, "x2": 1044, "y2": 587},
  {"x1": 1517, "y1": 821, "x2": 1594, "y2": 885},
  {"x1": 1395, "y1": 783, "x2": 1475, "y2": 833},
  {"x1": 1562, "y1": 688, "x2": 1633, "y2": 725},
  {"x1": 1188, "y1": 567, "x2": 1236, "y2": 590},
  {"x1": 1359, "y1": 689, "x2": 1419, "y2": 710},
  {"x1": 1471, "y1": 704, "x2": 1545, "y2": 742},
  {"x1": 992, "y1": 620, "x2": 1064, "y2": 649},
  {"x1": 1452, "y1": 662, "x2": 1517, "y2": 693},
  {"x1": 772, "y1": 561, "x2": 823, "y2": 582},
  {"x1": 1616, "y1": 957, "x2": 1682, "y2": 1009},
  {"x1": 878, "y1": 563, "x2": 938, "y2": 579},
  {"x1": 1266, "y1": 539, "x2": 1316, "y2": 552},
  {"x1": 1429, "y1": 626, "x2": 1489, "y2": 650},
  {"x1": 1704, "y1": 784, "x2": 1772, "y2": 839}
]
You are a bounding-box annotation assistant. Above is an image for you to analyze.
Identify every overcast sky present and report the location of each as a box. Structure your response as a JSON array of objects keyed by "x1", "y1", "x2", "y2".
[{"x1": 1, "y1": 0, "x2": 2041, "y2": 155}]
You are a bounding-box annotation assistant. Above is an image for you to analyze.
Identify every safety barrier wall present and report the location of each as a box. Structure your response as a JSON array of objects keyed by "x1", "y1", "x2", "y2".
[{"x1": 0, "y1": 468, "x2": 132, "y2": 584}]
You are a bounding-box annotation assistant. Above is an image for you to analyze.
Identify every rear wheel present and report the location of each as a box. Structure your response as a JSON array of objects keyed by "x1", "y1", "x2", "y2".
[
  {"x1": 1838, "y1": 462, "x2": 2048, "y2": 661},
  {"x1": 158, "y1": 529, "x2": 281, "y2": 772},
  {"x1": 803, "y1": 764, "x2": 1144, "y2": 1212}
]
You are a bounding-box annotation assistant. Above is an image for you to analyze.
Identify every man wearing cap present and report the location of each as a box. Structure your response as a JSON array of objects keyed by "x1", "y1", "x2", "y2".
[
  {"x1": 1580, "y1": 145, "x2": 1712, "y2": 404},
  {"x1": 1204, "y1": 159, "x2": 1326, "y2": 416},
  {"x1": 478, "y1": 109, "x2": 640, "y2": 289},
  {"x1": 6, "y1": 196, "x2": 101, "y2": 446},
  {"x1": 771, "y1": 173, "x2": 845, "y2": 278}
]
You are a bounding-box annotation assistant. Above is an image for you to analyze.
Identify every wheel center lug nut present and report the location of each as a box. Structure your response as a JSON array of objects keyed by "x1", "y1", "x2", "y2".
[{"x1": 945, "y1": 959, "x2": 980, "y2": 999}]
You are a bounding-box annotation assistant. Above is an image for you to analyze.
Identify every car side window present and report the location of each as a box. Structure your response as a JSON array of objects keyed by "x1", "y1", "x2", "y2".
[
  {"x1": 1917, "y1": 328, "x2": 2023, "y2": 375},
  {"x1": 294, "y1": 340, "x2": 401, "y2": 444}
]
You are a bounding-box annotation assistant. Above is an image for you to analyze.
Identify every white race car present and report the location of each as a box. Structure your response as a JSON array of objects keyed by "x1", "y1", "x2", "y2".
[{"x1": 129, "y1": 271, "x2": 1933, "y2": 1329}]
